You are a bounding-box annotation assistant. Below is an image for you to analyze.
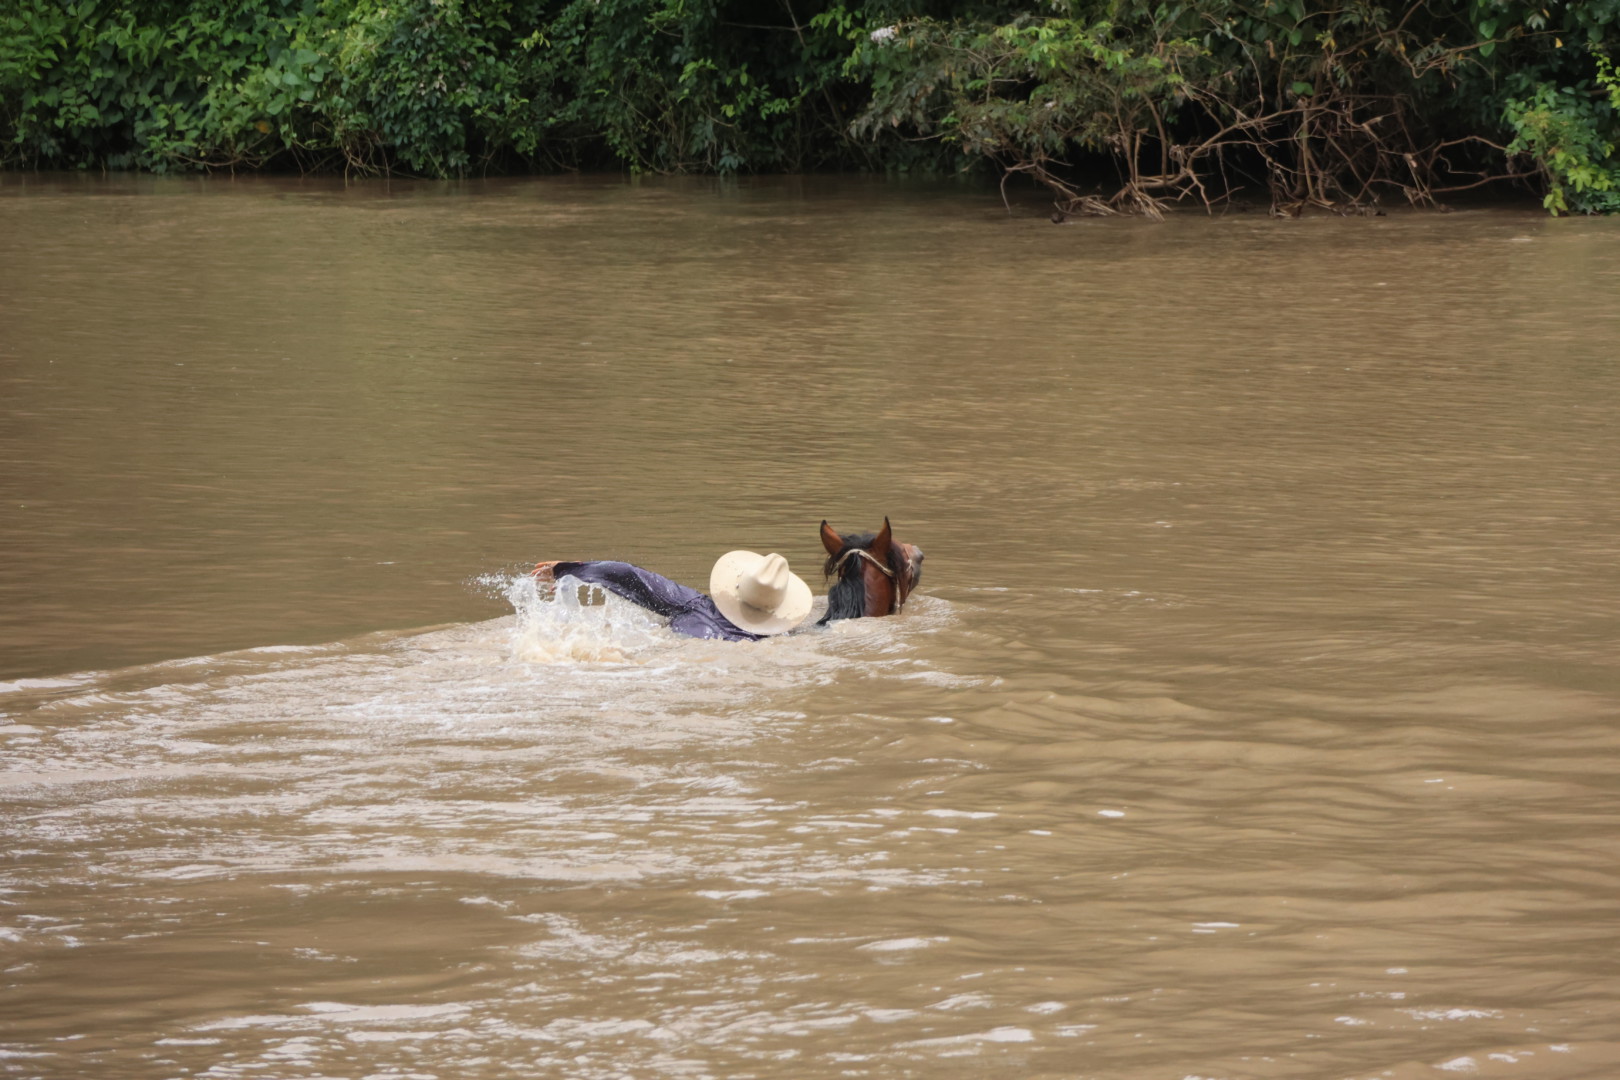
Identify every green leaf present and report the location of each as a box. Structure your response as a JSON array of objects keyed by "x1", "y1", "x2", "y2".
[{"x1": 1291, "y1": 80, "x2": 1313, "y2": 96}]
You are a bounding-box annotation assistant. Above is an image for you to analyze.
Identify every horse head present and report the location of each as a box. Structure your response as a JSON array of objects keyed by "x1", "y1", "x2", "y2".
[{"x1": 817, "y1": 517, "x2": 924, "y2": 624}]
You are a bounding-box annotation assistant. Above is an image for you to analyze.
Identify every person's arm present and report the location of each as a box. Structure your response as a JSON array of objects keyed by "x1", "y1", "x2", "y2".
[{"x1": 535, "y1": 560, "x2": 704, "y2": 619}]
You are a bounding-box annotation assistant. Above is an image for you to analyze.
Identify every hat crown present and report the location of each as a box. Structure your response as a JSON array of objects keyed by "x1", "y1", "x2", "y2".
[
  {"x1": 710, "y1": 550, "x2": 813, "y2": 636},
  {"x1": 737, "y1": 553, "x2": 790, "y2": 612}
]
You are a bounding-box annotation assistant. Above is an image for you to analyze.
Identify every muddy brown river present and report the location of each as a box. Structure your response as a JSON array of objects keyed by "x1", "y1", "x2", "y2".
[{"x1": 2, "y1": 174, "x2": 1619, "y2": 1079}]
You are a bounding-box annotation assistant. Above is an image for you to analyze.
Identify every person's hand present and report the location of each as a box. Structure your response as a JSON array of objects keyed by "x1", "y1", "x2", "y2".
[{"x1": 532, "y1": 560, "x2": 562, "y2": 582}]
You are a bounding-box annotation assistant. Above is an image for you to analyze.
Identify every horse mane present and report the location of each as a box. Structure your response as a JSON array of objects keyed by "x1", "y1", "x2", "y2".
[{"x1": 818, "y1": 530, "x2": 880, "y2": 625}]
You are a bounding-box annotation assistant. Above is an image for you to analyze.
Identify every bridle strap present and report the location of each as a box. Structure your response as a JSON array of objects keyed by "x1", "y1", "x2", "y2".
[
  {"x1": 832, "y1": 547, "x2": 894, "y2": 579},
  {"x1": 831, "y1": 547, "x2": 906, "y2": 615}
]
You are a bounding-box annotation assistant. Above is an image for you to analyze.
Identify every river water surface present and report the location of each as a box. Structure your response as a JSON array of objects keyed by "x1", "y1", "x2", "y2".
[{"x1": 2, "y1": 175, "x2": 1619, "y2": 1079}]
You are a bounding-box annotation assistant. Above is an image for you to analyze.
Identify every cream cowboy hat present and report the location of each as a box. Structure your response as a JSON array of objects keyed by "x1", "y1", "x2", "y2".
[{"x1": 710, "y1": 551, "x2": 813, "y2": 636}]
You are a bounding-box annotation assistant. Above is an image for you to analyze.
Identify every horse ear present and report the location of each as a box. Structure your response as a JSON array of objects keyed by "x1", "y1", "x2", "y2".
[
  {"x1": 820, "y1": 520, "x2": 844, "y2": 556},
  {"x1": 873, "y1": 517, "x2": 893, "y2": 551}
]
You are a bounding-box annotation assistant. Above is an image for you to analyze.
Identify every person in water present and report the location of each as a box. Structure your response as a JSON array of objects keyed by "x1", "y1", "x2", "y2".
[{"x1": 531, "y1": 551, "x2": 813, "y2": 642}]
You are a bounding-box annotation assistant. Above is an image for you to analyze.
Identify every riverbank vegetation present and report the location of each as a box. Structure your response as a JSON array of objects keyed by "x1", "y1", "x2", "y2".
[{"x1": 3, "y1": 1, "x2": 1617, "y2": 214}]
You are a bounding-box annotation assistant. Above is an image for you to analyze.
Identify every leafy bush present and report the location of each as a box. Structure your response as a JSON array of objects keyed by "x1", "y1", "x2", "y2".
[
  {"x1": 1505, "y1": 49, "x2": 1620, "y2": 214},
  {"x1": 839, "y1": 14, "x2": 1200, "y2": 214},
  {"x1": 840, "y1": 1, "x2": 1620, "y2": 215},
  {"x1": 2, "y1": 0, "x2": 1618, "y2": 216},
  {"x1": 0, "y1": 0, "x2": 862, "y2": 175}
]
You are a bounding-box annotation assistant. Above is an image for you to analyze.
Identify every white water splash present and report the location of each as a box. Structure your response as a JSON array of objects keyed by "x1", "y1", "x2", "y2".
[{"x1": 498, "y1": 572, "x2": 669, "y2": 664}]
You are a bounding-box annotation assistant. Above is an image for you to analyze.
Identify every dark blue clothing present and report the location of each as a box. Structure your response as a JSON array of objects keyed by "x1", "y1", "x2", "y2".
[{"x1": 550, "y1": 561, "x2": 765, "y2": 642}]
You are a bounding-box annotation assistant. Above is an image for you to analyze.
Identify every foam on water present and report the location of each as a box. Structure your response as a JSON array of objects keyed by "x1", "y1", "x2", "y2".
[
  {"x1": 0, "y1": 576, "x2": 959, "y2": 889},
  {"x1": 500, "y1": 572, "x2": 671, "y2": 664},
  {"x1": 0, "y1": 585, "x2": 1009, "y2": 1078}
]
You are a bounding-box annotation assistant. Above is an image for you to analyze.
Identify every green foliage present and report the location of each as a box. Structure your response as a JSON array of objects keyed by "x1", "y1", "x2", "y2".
[
  {"x1": 2, "y1": 0, "x2": 1619, "y2": 214},
  {"x1": 0, "y1": 0, "x2": 864, "y2": 175},
  {"x1": 848, "y1": 17, "x2": 1192, "y2": 154},
  {"x1": 841, "y1": 1, "x2": 1620, "y2": 214},
  {"x1": 1505, "y1": 49, "x2": 1620, "y2": 214}
]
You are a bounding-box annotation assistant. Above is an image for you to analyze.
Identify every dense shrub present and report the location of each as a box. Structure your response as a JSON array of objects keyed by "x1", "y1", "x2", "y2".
[
  {"x1": 841, "y1": 1, "x2": 1620, "y2": 214},
  {"x1": 2, "y1": 0, "x2": 1617, "y2": 214},
  {"x1": 0, "y1": 0, "x2": 870, "y2": 174}
]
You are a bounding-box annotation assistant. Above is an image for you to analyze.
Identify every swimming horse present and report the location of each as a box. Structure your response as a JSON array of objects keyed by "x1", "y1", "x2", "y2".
[{"x1": 818, "y1": 518, "x2": 924, "y2": 624}]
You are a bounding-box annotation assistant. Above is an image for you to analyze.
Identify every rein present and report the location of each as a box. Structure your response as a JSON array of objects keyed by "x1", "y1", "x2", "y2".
[
  {"x1": 831, "y1": 547, "x2": 894, "y2": 579},
  {"x1": 830, "y1": 546, "x2": 906, "y2": 614}
]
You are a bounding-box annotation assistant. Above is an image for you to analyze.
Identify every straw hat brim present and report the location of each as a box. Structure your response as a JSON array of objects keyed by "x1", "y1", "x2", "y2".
[{"x1": 709, "y1": 550, "x2": 813, "y2": 636}]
